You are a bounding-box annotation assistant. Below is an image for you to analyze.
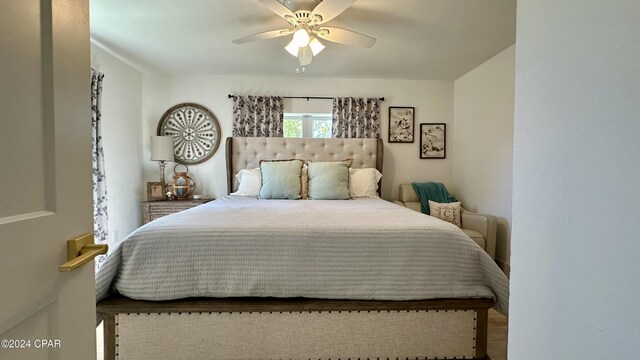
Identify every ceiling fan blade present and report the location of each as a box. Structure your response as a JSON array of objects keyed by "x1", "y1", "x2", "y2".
[
  {"x1": 298, "y1": 46, "x2": 313, "y2": 66},
  {"x1": 311, "y1": 0, "x2": 356, "y2": 24},
  {"x1": 315, "y1": 27, "x2": 376, "y2": 48},
  {"x1": 233, "y1": 29, "x2": 292, "y2": 44},
  {"x1": 257, "y1": 0, "x2": 296, "y2": 22}
]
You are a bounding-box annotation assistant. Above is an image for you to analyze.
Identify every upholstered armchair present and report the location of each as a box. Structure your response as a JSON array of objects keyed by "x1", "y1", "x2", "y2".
[{"x1": 393, "y1": 184, "x2": 497, "y2": 260}]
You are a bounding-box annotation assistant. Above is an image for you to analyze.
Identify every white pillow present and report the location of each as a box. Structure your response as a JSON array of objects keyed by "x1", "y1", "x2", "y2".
[
  {"x1": 231, "y1": 168, "x2": 261, "y2": 196},
  {"x1": 428, "y1": 200, "x2": 462, "y2": 227},
  {"x1": 348, "y1": 168, "x2": 382, "y2": 198}
]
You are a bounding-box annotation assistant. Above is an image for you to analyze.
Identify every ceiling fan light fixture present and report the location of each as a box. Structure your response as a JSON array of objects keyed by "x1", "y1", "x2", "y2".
[
  {"x1": 297, "y1": 45, "x2": 313, "y2": 66},
  {"x1": 285, "y1": 39, "x2": 299, "y2": 57},
  {"x1": 309, "y1": 37, "x2": 325, "y2": 56},
  {"x1": 292, "y1": 28, "x2": 310, "y2": 47},
  {"x1": 235, "y1": 0, "x2": 375, "y2": 65}
]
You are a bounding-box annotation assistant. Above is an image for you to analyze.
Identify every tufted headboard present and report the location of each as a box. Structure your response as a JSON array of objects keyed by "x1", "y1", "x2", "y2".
[{"x1": 226, "y1": 137, "x2": 384, "y2": 194}]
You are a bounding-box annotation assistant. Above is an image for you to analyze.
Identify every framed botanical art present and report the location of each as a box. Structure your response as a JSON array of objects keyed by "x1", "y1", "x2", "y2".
[
  {"x1": 146, "y1": 182, "x2": 165, "y2": 201},
  {"x1": 420, "y1": 123, "x2": 446, "y2": 159},
  {"x1": 388, "y1": 107, "x2": 415, "y2": 143}
]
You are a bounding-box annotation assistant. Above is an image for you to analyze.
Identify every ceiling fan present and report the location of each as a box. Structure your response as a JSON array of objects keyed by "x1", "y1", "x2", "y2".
[{"x1": 233, "y1": 0, "x2": 376, "y2": 66}]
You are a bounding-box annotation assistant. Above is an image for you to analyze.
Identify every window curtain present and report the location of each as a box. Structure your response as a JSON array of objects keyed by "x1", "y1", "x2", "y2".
[
  {"x1": 232, "y1": 96, "x2": 284, "y2": 137},
  {"x1": 91, "y1": 69, "x2": 108, "y2": 268},
  {"x1": 331, "y1": 97, "x2": 381, "y2": 138}
]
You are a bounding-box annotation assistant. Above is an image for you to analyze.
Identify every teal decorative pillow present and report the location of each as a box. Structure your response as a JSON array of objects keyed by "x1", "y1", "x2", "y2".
[
  {"x1": 259, "y1": 159, "x2": 303, "y2": 199},
  {"x1": 307, "y1": 161, "x2": 350, "y2": 200}
]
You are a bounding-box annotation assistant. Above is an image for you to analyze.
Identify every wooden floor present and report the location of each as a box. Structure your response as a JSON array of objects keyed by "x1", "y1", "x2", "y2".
[
  {"x1": 487, "y1": 308, "x2": 509, "y2": 360},
  {"x1": 96, "y1": 309, "x2": 508, "y2": 359}
]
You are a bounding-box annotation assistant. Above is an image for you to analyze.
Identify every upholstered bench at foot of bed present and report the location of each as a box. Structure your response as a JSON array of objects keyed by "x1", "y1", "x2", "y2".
[
  {"x1": 97, "y1": 295, "x2": 492, "y2": 360},
  {"x1": 395, "y1": 184, "x2": 498, "y2": 260}
]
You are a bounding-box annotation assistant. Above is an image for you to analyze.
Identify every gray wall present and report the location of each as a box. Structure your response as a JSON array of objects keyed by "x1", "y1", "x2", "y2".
[
  {"x1": 509, "y1": 0, "x2": 640, "y2": 358},
  {"x1": 453, "y1": 45, "x2": 515, "y2": 273}
]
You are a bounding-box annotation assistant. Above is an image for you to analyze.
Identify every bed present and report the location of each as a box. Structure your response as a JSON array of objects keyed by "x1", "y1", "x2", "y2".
[{"x1": 96, "y1": 137, "x2": 509, "y2": 360}]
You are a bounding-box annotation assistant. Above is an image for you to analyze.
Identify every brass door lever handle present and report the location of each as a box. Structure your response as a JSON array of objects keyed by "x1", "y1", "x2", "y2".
[{"x1": 58, "y1": 233, "x2": 108, "y2": 272}]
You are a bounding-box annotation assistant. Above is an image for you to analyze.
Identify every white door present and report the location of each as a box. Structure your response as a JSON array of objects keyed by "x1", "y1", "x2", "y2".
[{"x1": 0, "y1": 0, "x2": 95, "y2": 359}]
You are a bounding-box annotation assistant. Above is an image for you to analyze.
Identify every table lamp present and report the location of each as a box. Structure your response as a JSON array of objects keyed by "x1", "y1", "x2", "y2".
[{"x1": 150, "y1": 136, "x2": 174, "y2": 184}]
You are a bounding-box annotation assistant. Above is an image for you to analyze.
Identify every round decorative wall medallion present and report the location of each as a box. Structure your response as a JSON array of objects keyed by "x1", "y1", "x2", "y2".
[{"x1": 157, "y1": 103, "x2": 221, "y2": 165}]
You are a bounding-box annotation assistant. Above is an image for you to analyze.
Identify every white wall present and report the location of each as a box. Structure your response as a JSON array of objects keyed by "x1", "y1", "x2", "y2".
[
  {"x1": 91, "y1": 43, "x2": 144, "y2": 244},
  {"x1": 509, "y1": 1, "x2": 640, "y2": 358},
  {"x1": 141, "y1": 74, "x2": 169, "y2": 192},
  {"x1": 453, "y1": 45, "x2": 515, "y2": 272},
  {"x1": 142, "y1": 75, "x2": 454, "y2": 200}
]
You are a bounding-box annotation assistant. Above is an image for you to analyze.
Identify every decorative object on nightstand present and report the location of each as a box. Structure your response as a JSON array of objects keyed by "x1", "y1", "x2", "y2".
[
  {"x1": 157, "y1": 103, "x2": 221, "y2": 165},
  {"x1": 150, "y1": 135, "x2": 175, "y2": 184},
  {"x1": 146, "y1": 182, "x2": 165, "y2": 202},
  {"x1": 168, "y1": 164, "x2": 196, "y2": 199},
  {"x1": 141, "y1": 198, "x2": 213, "y2": 224}
]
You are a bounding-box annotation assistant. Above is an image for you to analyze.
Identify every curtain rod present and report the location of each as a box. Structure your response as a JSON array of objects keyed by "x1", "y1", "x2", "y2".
[{"x1": 228, "y1": 94, "x2": 385, "y2": 102}]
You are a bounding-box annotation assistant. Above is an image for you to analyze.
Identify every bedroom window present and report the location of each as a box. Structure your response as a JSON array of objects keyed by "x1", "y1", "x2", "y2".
[{"x1": 284, "y1": 113, "x2": 332, "y2": 138}]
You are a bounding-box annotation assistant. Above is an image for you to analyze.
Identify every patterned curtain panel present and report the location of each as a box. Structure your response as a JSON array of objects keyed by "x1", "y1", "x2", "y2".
[
  {"x1": 91, "y1": 69, "x2": 108, "y2": 268},
  {"x1": 232, "y1": 96, "x2": 284, "y2": 137},
  {"x1": 332, "y1": 97, "x2": 381, "y2": 138}
]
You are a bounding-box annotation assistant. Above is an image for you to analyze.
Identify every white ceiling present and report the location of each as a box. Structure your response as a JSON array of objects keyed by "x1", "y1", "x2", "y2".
[{"x1": 90, "y1": 0, "x2": 516, "y2": 80}]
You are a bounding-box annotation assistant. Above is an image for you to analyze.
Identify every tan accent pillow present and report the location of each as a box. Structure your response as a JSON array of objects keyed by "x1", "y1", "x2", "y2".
[
  {"x1": 428, "y1": 200, "x2": 462, "y2": 227},
  {"x1": 301, "y1": 164, "x2": 309, "y2": 199}
]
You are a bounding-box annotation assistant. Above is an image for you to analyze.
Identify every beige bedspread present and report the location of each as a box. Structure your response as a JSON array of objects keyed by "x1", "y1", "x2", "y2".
[{"x1": 96, "y1": 197, "x2": 509, "y2": 314}]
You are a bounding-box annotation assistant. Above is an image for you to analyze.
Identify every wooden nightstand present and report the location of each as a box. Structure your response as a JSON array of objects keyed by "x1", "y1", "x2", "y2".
[{"x1": 141, "y1": 198, "x2": 213, "y2": 224}]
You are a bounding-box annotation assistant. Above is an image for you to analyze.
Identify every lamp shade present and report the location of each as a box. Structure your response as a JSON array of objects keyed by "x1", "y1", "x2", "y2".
[
  {"x1": 285, "y1": 39, "x2": 299, "y2": 57},
  {"x1": 292, "y1": 29, "x2": 310, "y2": 48},
  {"x1": 150, "y1": 136, "x2": 174, "y2": 161},
  {"x1": 309, "y1": 38, "x2": 325, "y2": 56}
]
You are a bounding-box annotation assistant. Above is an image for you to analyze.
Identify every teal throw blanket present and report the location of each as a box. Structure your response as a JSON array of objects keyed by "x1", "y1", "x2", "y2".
[{"x1": 411, "y1": 182, "x2": 457, "y2": 215}]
